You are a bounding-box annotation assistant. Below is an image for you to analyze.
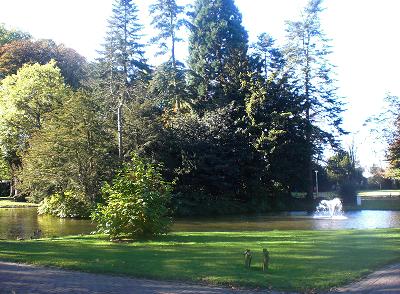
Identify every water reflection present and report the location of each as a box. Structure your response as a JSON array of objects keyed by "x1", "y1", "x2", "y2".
[
  {"x1": 0, "y1": 208, "x2": 95, "y2": 240},
  {"x1": 1, "y1": 208, "x2": 400, "y2": 240},
  {"x1": 172, "y1": 210, "x2": 400, "y2": 232}
]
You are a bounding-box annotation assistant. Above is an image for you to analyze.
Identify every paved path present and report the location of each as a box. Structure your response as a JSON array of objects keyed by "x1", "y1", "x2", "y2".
[
  {"x1": 329, "y1": 263, "x2": 400, "y2": 293},
  {"x1": 0, "y1": 262, "x2": 275, "y2": 294},
  {"x1": 0, "y1": 261, "x2": 399, "y2": 294}
]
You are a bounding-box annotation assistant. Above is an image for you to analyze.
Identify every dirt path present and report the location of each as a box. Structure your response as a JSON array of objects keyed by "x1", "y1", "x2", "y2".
[
  {"x1": 329, "y1": 263, "x2": 400, "y2": 293},
  {"x1": 0, "y1": 261, "x2": 274, "y2": 294},
  {"x1": 0, "y1": 261, "x2": 399, "y2": 293}
]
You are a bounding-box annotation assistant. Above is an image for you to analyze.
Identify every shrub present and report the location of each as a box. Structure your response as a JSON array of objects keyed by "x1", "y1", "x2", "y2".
[
  {"x1": 91, "y1": 153, "x2": 173, "y2": 240},
  {"x1": 38, "y1": 190, "x2": 92, "y2": 218},
  {"x1": 339, "y1": 181, "x2": 357, "y2": 205}
]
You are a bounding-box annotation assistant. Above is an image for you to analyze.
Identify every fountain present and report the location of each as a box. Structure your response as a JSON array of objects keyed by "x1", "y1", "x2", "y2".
[{"x1": 314, "y1": 198, "x2": 347, "y2": 219}]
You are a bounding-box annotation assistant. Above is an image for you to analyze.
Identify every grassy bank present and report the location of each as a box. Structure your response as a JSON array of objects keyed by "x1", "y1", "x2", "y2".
[
  {"x1": 0, "y1": 229, "x2": 399, "y2": 292},
  {"x1": 358, "y1": 190, "x2": 400, "y2": 197},
  {"x1": 0, "y1": 199, "x2": 38, "y2": 208},
  {"x1": 361, "y1": 198, "x2": 400, "y2": 210}
]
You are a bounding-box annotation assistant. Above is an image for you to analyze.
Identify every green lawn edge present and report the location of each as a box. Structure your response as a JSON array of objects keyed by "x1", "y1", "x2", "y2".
[
  {"x1": 0, "y1": 229, "x2": 399, "y2": 292},
  {"x1": 0, "y1": 200, "x2": 38, "y2": 208}
]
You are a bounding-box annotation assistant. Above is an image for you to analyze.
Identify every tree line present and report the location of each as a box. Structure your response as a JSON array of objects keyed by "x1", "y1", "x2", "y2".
[{"x1": 0, "y1": 0, "x2": 348, "y2": 216}]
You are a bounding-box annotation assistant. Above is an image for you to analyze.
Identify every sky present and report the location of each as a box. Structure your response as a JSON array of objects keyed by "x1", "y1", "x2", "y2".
[{"x1": 1, "y1": 0, "x2": 400, "y2": 173}]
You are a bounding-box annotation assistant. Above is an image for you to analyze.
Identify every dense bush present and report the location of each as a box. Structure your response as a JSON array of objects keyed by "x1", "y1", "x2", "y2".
[
  {"x1": 91, "y1": 153, "x2": 173, "y2": 240},
  {"x1": 38, "y1": 191, "x2": 92, "y2": 218},
  {"x1": 339, "y1": 182, "x2": 357, "y2": 205}
]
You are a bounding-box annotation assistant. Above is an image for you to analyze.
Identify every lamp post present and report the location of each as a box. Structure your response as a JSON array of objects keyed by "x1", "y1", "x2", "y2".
[{"x1": 315, "y1": 170, "x2": 319, "y2": 199}]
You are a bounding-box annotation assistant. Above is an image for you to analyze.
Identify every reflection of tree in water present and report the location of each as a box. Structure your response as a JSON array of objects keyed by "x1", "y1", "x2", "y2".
[
  {"x1": 1, "y1": 208, "x2": 95, "y2": 239},
  {"x1": 8, "y1": 226, "x2": 24, "y2": 239},
  {"x1": 1, "y1": 208, "x2": 38, "y2": 239}
]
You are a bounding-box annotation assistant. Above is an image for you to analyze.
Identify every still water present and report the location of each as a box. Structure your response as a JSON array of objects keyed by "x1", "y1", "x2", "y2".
[{"x1": 1, "y1": 208, "x2": 400, "y2": 239}]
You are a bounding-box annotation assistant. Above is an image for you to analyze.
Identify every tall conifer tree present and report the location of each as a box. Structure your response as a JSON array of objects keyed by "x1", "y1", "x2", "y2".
[
  {"x1": 188, "y1": 0, "x2": 249, "y2": 108},
  {"x1": 284, "y1": 0, "x2": 344, "y2": 199},
  {"x1": 100, "y1": 0, "x2": 148, "y2": 159},
  {"x1": 149, "y1": 0, "x2": 185, "y2": 111}
]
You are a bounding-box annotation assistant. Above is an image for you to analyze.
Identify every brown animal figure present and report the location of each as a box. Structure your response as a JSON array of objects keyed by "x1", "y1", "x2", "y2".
[
  {"x1": 243, "y1": 249, "x2": 252, "y2": 268},
  {"x1": 262, "y1": 248, "x2": 270, "y2": 271}
]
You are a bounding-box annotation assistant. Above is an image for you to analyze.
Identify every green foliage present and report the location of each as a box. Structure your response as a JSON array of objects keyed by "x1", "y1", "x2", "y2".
[
  {"x1": 326, "y1": 148, "x2": 365, "y2": 204},
  {"x1": 250, "y1": 33, "x2": 284, "y2": 82},
  {"x1": 99, "y1": 0, "x2": 150, "y2": 159},
  {"x1": 18, "y1": 90, "x2": 116, "y2": 202},
  {"x1": 0, "y1": 61, "x2": 67, "y2": 200},
  {"x1": 149, "y1": 62, "x2": 191, "y2": 112},
  {"x1": 188, "y1": 0, "x2": 249, "y2": 107},
  {"x1": 0, "y1": 61, "x2": 66, "y2": 162},
  {"x1": 0, "y1": 23, "x2": 30, "y2": 47},
  {"x1": 92, "y1": 153, "x2": 173, "y2": 239},
  {"x1": 149, "y1": 0, "x2": 184, "y2": 59},
  {"x1": 165, "y1": 105, "x2": 258, "y2": 205},
  {"x1": 0, "y1": 155, "x2": 10, "y2": 180},
  {"x1": 338, "y1": 181, "x2": 357, "y2": 202},
  {"x1": 245, "y1": 72, "x2": 310, "y2": 193},
  {"x1": 101, "y1": 0, "x2": 148, "y2": 83},
  {"x1": 38, "y1": 191, "x2": 92, "y2": 218},
  {"x1": 284, "y1": 0, "x2": 344, "y2": 198}
]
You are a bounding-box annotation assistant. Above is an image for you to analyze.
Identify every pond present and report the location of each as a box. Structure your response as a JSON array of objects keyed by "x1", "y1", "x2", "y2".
[{"x1": 1, "y1": 208, "x2": 400, "y2": 240}]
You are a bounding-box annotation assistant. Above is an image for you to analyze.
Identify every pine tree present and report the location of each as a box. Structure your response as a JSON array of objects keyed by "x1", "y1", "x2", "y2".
[
  {"x1": 188, "y1": 0, "x2": 249, "y2": 108},
  {"x1": 100, "y1": 0, "x2": 149, "y2": 159},
  {"x1": 149, "y1": 0, "x2": 184, "y2": 66},
  {"x1": 149, "y1": 0, "x2": 186, "y2": 111},
  {"x1": 284, "y1": 0, "x2": 344, "y2": 200},
  {"x1": 250, "y1": 33, "x2": 284, "y2": 83}
]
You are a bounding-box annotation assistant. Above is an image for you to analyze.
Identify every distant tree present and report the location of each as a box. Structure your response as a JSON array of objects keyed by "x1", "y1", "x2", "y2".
[
  {"x1": 188, "y1": 0, "x2": 249, "y2": 108},
  {"x1": 368, "y1": 164, "x2": 387, "y2": 189},
  {"x1": 149, "y1": 0, "x2": 186, "y2": 111},
  {"x1": 284, "y1": 0, "x2": 345, "y2": 200},
  {"x1": 326, "y1": 147, "x2": 364, "y2": 203},
  {"x1": 0, "y1": 23, "x2": 30, "y2": 47},
  {"x1": 99, "y1": 0, "x2": 149, "y2": 159},
  {"x1": 149, "y1": 62, "x2": 191, "y2": 112},
  {"x1": 0, "y1": 61, "x2": 67, "y2": 198},
  {"x1": 0, "y1": 39, "x2": 86, "y2": 87},
  {"x1": 250, "y1": 33, "x2": 285, "y2": 83},
  {"x1": 149, "y1": 0, "x2": 184, "y2": 65}
]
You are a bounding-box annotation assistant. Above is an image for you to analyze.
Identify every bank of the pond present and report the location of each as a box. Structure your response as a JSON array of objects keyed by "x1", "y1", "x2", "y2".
[
  {"x1": 0, "y1": 199, "x2": 38, "y2": 208},
  {"x1": 0, "y1": 229, "x2": 399, "y2": 292}
]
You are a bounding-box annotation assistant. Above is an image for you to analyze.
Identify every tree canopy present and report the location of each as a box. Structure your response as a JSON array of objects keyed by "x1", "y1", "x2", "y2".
[{"x1": 0, "y1": 0, "x2": 351, "y2": 220}]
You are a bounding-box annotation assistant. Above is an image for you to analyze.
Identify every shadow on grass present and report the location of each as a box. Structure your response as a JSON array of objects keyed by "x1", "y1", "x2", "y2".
[{"x1": 0, "y1": 229, "x2": 399, "y2": 291}]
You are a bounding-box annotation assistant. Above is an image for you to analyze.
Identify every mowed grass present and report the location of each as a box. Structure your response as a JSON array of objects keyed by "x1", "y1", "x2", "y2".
[
  {"x1": 0, "y1": 199, "x2": 38, "y2": 208},
  {"x1": 358, "y1": 190, "x2": 400, "y2": 197},
  {"x1": 361, "y1": 198, "x2": 400, "y2": 210},
  {"x1": 356, "y1": 190, "x2": 400, "y2": 210},
  {"x1": 0, "y1": 230, "x2": 399, "y2": 292}
]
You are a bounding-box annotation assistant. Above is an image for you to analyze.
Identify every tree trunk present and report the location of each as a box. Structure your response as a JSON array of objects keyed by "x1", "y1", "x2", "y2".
[
  {"x1": 117, "y1": 104, "x2": 123, "y2": 159},
  {"x1": 305, "y1": 60, "x2": 313, "y2": 201}
]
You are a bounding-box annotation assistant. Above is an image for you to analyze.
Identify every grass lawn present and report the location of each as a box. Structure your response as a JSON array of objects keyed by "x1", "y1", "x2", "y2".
[
  {"x1": 358, "y1": 190, "x2": 400, "y2": 197},
  {"x1": 361, "y1": 198, "x2": 400, "y2": 210},
  {"x1": 0, "y1": 199, "x2": 38, "y2": 208},
  {"x1": 0, "y1": 229, "x2": 399, "y2": 292}
]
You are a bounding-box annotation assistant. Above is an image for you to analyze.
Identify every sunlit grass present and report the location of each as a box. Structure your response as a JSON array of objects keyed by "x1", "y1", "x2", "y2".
[
  {"x1": 358, "y1": 190, "x2": 400, "y2": 197},
  {"x1": 0, "y1": 200, "x2": 38, "y2": 208},
  {"x1": 0, "y1": 229, "x2": 399, "y2": 291}
]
